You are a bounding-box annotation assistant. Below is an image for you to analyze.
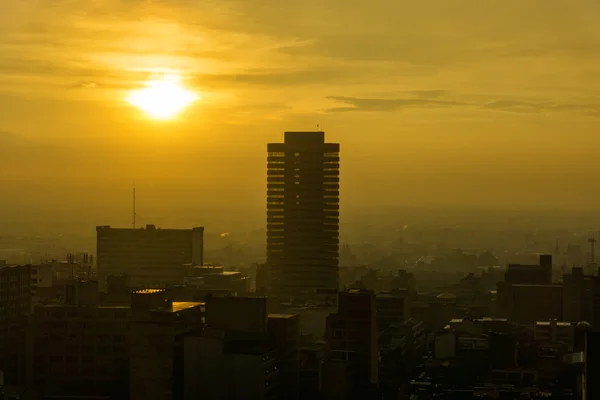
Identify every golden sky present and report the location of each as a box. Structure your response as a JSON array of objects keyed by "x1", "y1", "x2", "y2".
[{"x1": 2, "y1": 0, "x2": 600, "y2": 226}]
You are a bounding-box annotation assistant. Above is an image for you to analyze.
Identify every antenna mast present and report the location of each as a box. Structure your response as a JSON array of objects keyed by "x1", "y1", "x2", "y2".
[
  {"x1": 589, "y1": 237, "x2": 597, "y2": 264},
  {"x1": 133, "y1": 185, "x2": 136, "y2": 229}
]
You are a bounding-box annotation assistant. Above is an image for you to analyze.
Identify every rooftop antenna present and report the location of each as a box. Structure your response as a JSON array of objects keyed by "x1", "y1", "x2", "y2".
[
  {"x1": 589, "y1": 237, "x2": 597, "y2": 264},
  {"x1": 132, "y1": 184, "x2": 136, "y2": 229}
]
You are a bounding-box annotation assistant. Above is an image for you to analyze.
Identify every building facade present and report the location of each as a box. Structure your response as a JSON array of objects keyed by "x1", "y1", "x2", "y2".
[
  {"x1": 324, "y1": 289, "x2": 379, "y2": 398},
  {"x1": 0, "y1": 264, "x2": 31, "y2": 386},
  {"x1": 32, "y1": 305, "x2": 130, "y2": 398},
  {"x1": 96, "y1": 224, "x2": 204, "y2": 289},
  {"x1": 267, "y1": 131, "x2": 340, "y2": 299},
  {"x1": 129, "y1": 289, "x2": 204, "y2": 400}
]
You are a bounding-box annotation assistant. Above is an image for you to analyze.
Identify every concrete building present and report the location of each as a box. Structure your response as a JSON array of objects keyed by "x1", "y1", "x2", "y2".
[
  {"x1": 534, "y1": 320, "x2": 575, "y2": 350},
  {"x1": 268, "y1": 314, "x2": 300, "y2": 400},
  {"x1": 267, "y1": 131, "x2": 340, "y2": 299},
  {"x1": 504, "y1": 254, "x2": 552, "y2": 285},
  {"x1": 324, "y1": 289, "x2": 378, "y2": 398},
  {"x1": 256, "y1": 262, "x2": 271, "y2": 295},
  {"x1": 185, "y1": 296, "x2": 281, "y2": 400},
  {"x1": 562, "y1": 267, "x2": 595, "y2": 323},
  {"x1": 376, "y1": 289, "x2": 411, "y2": 331},
  {"x1": 497, "y1": 255, "x2": 562, "y2": 324},
  {"x1": 129, "y1": 289, "x2": 204, "y2": 400},
  {"x1": 32, "y1": 280, "x2": 130, "y2": 399},
  {"x1": 298, "y1": 343, "x2": 325, "y2": 399},
  {"x1": 499, "y1": 284, "x2": 563, "y2": 324},
  {"x1": 96, "y1": 224, "x2": 204, "y2": 290},
  {"x1": 185, "y1": 329, "x2": 280, "y2": 400},
  {"x1": 0, "y1": 264, "x2": 31, "y2": 386}
]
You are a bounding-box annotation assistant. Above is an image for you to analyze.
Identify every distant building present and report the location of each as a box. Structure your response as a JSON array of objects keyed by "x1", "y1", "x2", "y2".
[
  {"x1": 0, "y1": 264, "x2": 30, "y2": 386},
  {"x1": 504, "y1": 254, "x2": 552, "y2": 285},
  {"x1": 324, "y1": 289, "x2": 378, "y2": 398},
  {"x1": 267, "y1": 131, "x2": 340, "y2": 299},
  {"x1": 32, "y1": 279, "x2": 130, "y2": 399},
  {"x1": 376, "y1": 290, "x2": 411, "y2": 331},
  {"x1": 499, "y1": 284, "x2": 563, "y2": 324},
  {"x1": 497, "y1": 255, "x2": 562, "y2": 324},
  {"x1": 256, "y1": 262, "x2": 271, "y2": 295},
  {"x1": 96, "y1": 224, "x2": 204, "y2": 289},
  {"x1": 562, "y1": 267, "x2": 595, "y2": 323}
]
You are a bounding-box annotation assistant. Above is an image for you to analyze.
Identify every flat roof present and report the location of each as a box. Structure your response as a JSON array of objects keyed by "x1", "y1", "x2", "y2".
[
  {"x1": 172, "y1": 301, "x2": 204, "y2": 312},
  {"x1": 134, "y1": 289, "x2": 165, "y2": 294},
  {"x1": 269, "y1": 313, "x2": 298, "y2": 319},
  {"x1": 535, "y1": 321, "x2": 572, "y2": 327},
  {"x1": 38, "y1": 304, "x2": 130, "y2": 309},
  {"x1": 512, "y1": 284, "x2": 562, "y2": 288}
]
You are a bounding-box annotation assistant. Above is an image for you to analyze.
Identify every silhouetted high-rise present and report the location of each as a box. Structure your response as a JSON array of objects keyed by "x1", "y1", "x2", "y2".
[{"x1": 267, "y1": 131, "x2": 340, "y2": 298}]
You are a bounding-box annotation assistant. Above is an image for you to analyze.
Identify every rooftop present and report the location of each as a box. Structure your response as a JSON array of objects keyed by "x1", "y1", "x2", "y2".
[
  {"x1": 172, "y1": 301, "x2": 204, "y2": 312},
  {"x1": 535, "y1": 321, "x2": 572, "y2": 327},
  {"x1": 134, "y1": 289, "x2": 165, "y2": 294},
  {"x1": 511, "y1": 284, "x2": 562, "y2": 288},
  {"x1": 210, "y1": 271, "x2": 241, "y2": 276},
  {"x1": 268, "y1": 313, "x2": 297, "y2": 319},
  {"x1": 38, "y1": 304, "x2": 130, "y2": 309}
]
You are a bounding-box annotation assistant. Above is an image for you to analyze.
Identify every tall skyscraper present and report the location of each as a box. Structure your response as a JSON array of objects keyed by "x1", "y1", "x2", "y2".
[{"x1": 267, "y1": 131, "x2": 340, "y2": 299}]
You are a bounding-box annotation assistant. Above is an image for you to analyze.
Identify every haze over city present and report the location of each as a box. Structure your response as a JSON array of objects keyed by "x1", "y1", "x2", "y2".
[{"x1": 3, "y1": 1, "x2": 600, "y2": 235}]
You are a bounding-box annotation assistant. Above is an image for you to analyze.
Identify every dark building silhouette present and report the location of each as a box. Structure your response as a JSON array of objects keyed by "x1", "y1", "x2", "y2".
[
  {"x1": 129, "y1": 289, "x2": 204, "y2": 400},
  {"x1": 497, "y1": 255, "x2": 562, "y2": 323},
  {"x1": 185, "y1": 296, "x2": 282, "y2": 399},
  {"x1": 562, "y1": 267, "x2": 595, "y2": 323},
  {"x1": 268, "y1": 313, "x2": 300, "y2": 400},
  {"x1": 32, "y1": 279, "x2": 130, "y2": 399},
  {"x1": 267, "y1": 131, "x2": 340, "y2": 299},
  {"x1": 324, "y1": 289, "x2": 378, "y2": 399},
  {"x1": 0, "y1": 263, "x2": 31, "y2": 386},
  {"x1": 96, "y1": 224, "x2": 204, "y2": 290},
  {"x1": 586, "y1": 331, "x2": 600, "y2": 399},
  {"x1": 504, "y1": 254, "x2": 552, "y2": 285}
]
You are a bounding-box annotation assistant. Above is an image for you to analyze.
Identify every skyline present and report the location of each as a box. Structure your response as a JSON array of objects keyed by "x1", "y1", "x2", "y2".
[{"x1": 3, "y1": 1, "x2": 600, "y2": 225}]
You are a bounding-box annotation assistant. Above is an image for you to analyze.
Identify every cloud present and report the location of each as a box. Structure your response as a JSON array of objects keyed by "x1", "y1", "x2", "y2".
[
  {"x1": 482, "y1": 100, "x2": 600, "y2": 116},
  {"x1": 324, "y1": 92, "x2": 600, "y2": 118},
  {"x1": 194, "y1": 67, "x2": 356, "y2": 89},
  {"x1": 408, "y1": 90, "x2": 447, "y2": 99},
  {"x1": 325, "y1": 95, "x2": 468, "y2": 112}
]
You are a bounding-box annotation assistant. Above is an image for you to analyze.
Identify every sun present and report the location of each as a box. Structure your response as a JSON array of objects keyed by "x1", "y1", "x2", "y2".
[{"x1": 126, "y1": 73, "x2": 199, "y2": 120}]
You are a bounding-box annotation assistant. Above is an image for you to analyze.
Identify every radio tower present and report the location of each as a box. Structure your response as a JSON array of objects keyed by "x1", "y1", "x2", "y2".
[{"x1": 588, "y1": 236, "x2": 596, "y2": 264}]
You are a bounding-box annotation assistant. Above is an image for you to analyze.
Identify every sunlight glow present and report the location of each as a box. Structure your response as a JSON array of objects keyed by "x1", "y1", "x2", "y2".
[{"x1": 126, "y1": 73, "x2": 199, "y2": 120}]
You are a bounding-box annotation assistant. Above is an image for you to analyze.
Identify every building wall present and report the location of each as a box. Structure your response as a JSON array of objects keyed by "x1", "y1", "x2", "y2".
[
  {"x1": 435, "y1": 331, "x2": 456, "y2": 359},
  {"x1": 510, "y1": 285, "x2": 563, "y2": 324},
  {"x1": 267, "y1": 132, "x2": 340, "y2": 299},
  {"x1": 185, "y1": 332, "x2": 279, "y2": 400},
  {"x1": 32, "y1": 304, "x2": 130, "y2": 398},
  {"x1": 0, "y1": 264, "x2": 31, "y2": 386},
  {"x1": 206, "y1": 296, "x2": 268, "y2": 338},
  {"x1": 96, "y1": 224, "x2": 204, "y2": 289},
  {"x1": 268, "y1": 314, "x2": 300, "y2": 400},
  {"x1": 326, "y1": 290, "x2": 378, "y2": 397},
  {"x1": 130, "y1": 300, "x2": 203, "y2": 400}
]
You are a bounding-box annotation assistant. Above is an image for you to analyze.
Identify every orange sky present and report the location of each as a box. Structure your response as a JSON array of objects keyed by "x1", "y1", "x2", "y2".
[{"x1": 2, "y1": 0, "x2": 600, "y2": 228}]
